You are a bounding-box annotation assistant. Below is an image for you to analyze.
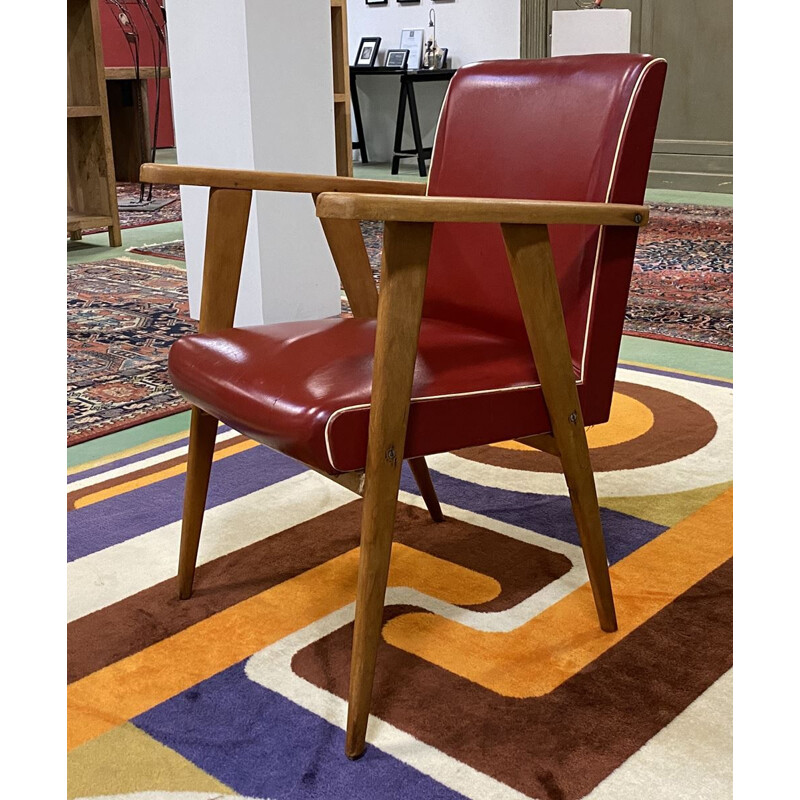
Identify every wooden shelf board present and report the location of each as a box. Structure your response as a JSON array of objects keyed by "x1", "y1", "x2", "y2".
[
  {"x1": 68, "y1": 105, "x2": 102, "y2": 118},
  {"x1": 104, "y1": 66, "x2": 172, "y2": 81},
  {"x1": 334, "y1": 93, "x2": 347, "y2": 103},
  {"x1": 67, "y1": 210, "x2": 113, "y2": 230}
]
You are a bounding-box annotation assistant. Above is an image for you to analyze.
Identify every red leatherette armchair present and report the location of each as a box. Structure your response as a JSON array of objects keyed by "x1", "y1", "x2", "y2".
[{"x1": 141, "y1": 54, "x2": 666, "y2": 759}]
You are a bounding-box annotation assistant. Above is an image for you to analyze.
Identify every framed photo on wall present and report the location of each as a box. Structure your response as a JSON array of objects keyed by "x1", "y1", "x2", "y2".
[
  {"x1": 354, "y1": 37, "x2": 381, "y2": 67},
  {"x1": 399, "y1": 28, "x2": 424, "y2": 69},
  {"x1": 385, "y1": 49, "x2": 410, "y2": 69},
  {"x1": 365, "y1": 0, "x2": 387, "y2": 5}
]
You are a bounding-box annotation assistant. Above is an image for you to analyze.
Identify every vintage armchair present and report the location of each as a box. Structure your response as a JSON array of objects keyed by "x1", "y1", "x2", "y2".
[{"x1": 141, "y1": 53, "x2": 666, "y2": 759}]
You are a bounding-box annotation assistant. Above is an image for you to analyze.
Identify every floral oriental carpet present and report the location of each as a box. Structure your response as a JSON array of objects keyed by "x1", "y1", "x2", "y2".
[
  {"x1": 130, "y1": 204, "x2": 733, "y2": 349},
  {"x1": 67, "y1": 258, "x2": 195, "y2": 445},
  {"x1": 68, "y1": 204, "x2": 731, "y2": 444}
]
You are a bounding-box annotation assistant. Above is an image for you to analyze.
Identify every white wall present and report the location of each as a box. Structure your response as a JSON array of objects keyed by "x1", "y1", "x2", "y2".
[{"x1": 347, "y1": 0, "x2": 521, "y2": 163}]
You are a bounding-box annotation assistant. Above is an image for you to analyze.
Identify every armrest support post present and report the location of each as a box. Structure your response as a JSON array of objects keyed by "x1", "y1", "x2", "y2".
[{"x1": 198, "y1": 187, "x2": 252, "y2": 333}]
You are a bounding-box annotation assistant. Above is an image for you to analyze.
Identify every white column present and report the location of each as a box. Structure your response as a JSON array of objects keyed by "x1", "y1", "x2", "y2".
[
  {"x1": 551, "y1": 9, "x2": 632, "y2": 57},
  {"x1": 166, "y1": 0, "x2": 340, "y2": 326}
]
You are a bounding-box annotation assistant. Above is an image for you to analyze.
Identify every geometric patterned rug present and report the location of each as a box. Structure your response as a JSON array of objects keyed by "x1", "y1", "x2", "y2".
[
  {"x1": 66, "y1": 363, "x2": 732, "y2": 799},
  {"x1": 131, "y1": 204, "x2": 733, "y2": 350},
  {"x1": 67, "y1": 257, "x2": 195, "y2": 444}
]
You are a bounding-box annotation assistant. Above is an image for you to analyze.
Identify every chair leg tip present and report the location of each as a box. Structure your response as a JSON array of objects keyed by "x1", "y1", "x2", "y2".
[{"x1": 345, "y1": 744, "x2": 366, "y2": 760}]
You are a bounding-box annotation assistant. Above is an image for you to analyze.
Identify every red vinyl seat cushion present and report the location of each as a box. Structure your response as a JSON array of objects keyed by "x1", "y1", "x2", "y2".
[{"x1": 169, "y1": 317, "x2": 591, "y2": 474}]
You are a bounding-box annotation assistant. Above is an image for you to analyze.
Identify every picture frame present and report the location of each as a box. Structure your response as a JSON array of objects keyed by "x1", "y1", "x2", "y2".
[
  {"x1": 354, "y1": 37, "x2": 381, "y2": 68},
  {"x1": 365, "y1": 0, "x2": 387, "y2": 5},
  {"x1": 437, "y1": 47, "x2": 448, "y2": 69},
  {"x1": 397, "y1": 0, "x2": 421, "y2": 4},
  {"x1": 385, "y1": 49, "x2": 410, "y2": 69},
  {"x1": 399, "y1": 28, "x2": 425, "y2": 69}
]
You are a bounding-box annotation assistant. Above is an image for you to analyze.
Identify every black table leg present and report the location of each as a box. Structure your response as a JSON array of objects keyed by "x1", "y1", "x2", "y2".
[
  {"x1": 391, "y1": 79, "x2": 409, "y2": 175},
  {"x1": 405, "y1": 79, "x2": 427, "y2": 178},
  {"x1": 350, "y1": 71, "x2": 369, "y2": 164}
]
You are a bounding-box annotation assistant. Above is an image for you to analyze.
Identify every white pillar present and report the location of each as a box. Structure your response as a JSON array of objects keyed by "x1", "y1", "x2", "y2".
[
  {"x1": 551, "y1": 9, "x2": 632, "y2": 57},
  {"x1": 166, "y1": 0, "x2": 340, "y2": 326}
]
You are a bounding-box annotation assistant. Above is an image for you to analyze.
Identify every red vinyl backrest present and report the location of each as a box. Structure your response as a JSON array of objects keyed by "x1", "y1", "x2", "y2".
[{"x1": 424, "y1": 55, "x2": 666, "y2": 420}]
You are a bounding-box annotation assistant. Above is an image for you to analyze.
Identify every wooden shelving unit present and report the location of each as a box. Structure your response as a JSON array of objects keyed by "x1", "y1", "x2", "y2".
[
  {"x1": 330, "y1": 0, "x2": 353, "y2": 177},
  {"x1": 67, "y1": 0, "x2": 121, "y2": 245}
]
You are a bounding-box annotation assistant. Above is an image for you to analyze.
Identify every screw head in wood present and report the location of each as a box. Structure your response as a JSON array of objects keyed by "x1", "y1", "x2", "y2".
[
  {"x1": 569, "y1": 411, "x2": 578, "y2": 425},
  {"x1": 634, "y1": 213, "x2": 643, "y2": 224}
]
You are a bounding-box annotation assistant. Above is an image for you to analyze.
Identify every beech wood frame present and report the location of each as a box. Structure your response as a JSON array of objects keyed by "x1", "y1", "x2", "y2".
[{"x1": 141, "y1": 162, "x2": 648, "y2": 760}]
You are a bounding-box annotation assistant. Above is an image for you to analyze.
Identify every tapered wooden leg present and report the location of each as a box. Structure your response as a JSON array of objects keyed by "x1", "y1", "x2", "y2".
[
  {"x1": 175, "y1": 187, "x2": 251, "y2": 599},
  {"x1": 556, "y1": 430, "x2": 617, "y2": 631},
  {"x1": 177, "y1": 408, "x2": 219, "y2": 599},
  {"x1": 346, "y1": 220, "x2": 433, "y2": 759},
  {"x1": 407, "y1": 457, "x2": 444, "y2": 522},
  {"x1": 502, "y1": 223, "x2": 617, "y2": 632}
]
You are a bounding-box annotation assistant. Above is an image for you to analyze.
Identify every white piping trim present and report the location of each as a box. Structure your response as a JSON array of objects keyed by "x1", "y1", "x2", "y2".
[
  {"x1": 578, "y1": 57, "x2": 667, "y2": 382},
  {"x1": 323, "y1": 376, "x2": 585, "y2": 471},
  {"x1": 425, "y1": 67, "x2": 458, "y2": 197},
  {"x1": 325, "y1": 57, "x2": 665, "y2": 472}
]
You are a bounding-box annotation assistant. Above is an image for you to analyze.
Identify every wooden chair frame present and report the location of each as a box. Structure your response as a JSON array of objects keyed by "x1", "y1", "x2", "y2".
[{"x1": 140, "y1": 162, "x2": 649, "y2": 760}]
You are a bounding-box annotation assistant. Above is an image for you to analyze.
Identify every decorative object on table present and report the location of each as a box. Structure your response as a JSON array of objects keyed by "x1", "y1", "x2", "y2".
[
  {"x1": 436, "y1": 47, "x2": 448, "y2": 69},
  {"x1": 422, "y1": 7, "x2": 444, "y2": 69},
  {"x1": 385, "y1": 49, "x2": 410, "y2": 68},
  {"x1": 354, "y1": 36, "x2": 381, "y2": 67},
  {"x1": 399, "y1": 27, "x2": 425, "y2": 68}
]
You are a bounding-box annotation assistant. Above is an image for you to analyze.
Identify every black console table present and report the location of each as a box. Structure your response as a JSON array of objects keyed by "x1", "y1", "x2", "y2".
[{"x1": 350, "y1": 66, "x2": 456, "y2": 178}]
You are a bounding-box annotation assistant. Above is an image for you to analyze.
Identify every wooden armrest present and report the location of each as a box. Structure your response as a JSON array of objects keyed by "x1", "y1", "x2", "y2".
[
  {"x1": 315, "y1": 192, "x2": 648, "y2": 227},
  {"x1": 139, "y1": 163, "x2": 426, "y2": 196}
]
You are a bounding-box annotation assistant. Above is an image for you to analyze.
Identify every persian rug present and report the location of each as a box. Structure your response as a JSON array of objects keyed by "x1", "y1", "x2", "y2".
[
  {"x1": 127, "y1": 239, "x2": 186, "y2": 262},
  {"x1": 67, "y1": 257, "x2": 195, "y2": 445},
  {"x1": 76, "y1": 183, "x2": 182, "y2": 236},
  {"x1": 131, "y1": 204, "x2": 732, "y2": 350},
  {"x1": 343, "y1": 205, "x2": 733, "y2": 350},
  {"x1": 626, "y1": 203, "x2": 732, "y2": 350},
  {"x1": 67, "y1": 363, "x2": 733, "y2": 799}
]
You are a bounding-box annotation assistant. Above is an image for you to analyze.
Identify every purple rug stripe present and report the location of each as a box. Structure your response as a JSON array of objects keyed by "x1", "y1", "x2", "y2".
[
  {"x1": 398, "y1": 463, "x2": 667, "y2": 564},
  {"x1": 134, "y1": 662, "x2": 467, "y2": 800},
  {"x1": 68, "y1": 444, "x2": 305, "y2": 562},
  {"x1": 67, "y1": 425, "x2": 234, "y2": 484},
  {"x1": 619, "y1": 363, "x2": 732, "y2": 388}
]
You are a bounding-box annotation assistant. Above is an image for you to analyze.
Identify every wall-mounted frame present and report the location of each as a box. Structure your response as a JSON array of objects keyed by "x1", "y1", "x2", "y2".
[
  {"x1": 385, "y1": 49, "x2": 410, "y2": 68},
  {"x1": 354, "y1": 37, "x2": 382, "y2": 67},
  {"x1": 397, "y1": 0, "x2": 421, "y2": 4},
  {"x1": 365, "y1": 0, "x2": 387, "y2": 5}
]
